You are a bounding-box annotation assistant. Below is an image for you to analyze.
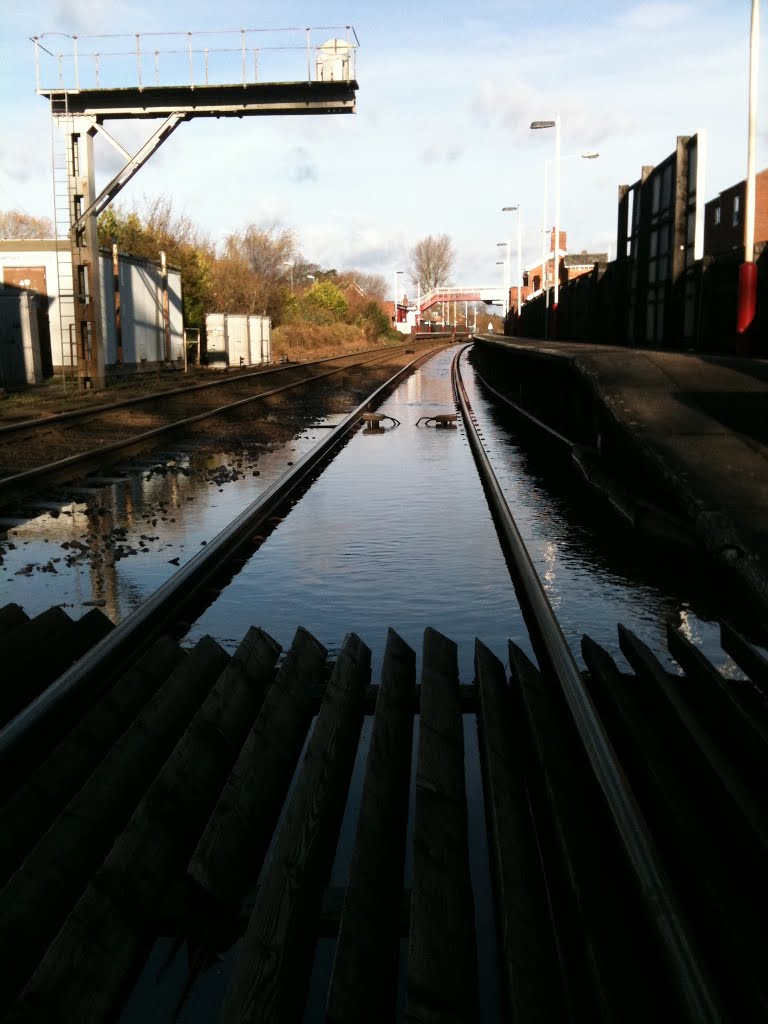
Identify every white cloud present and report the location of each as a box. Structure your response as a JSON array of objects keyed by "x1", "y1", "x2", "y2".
[
  {"x1": 617, "y1": 3, "x2": 695, "y2": 32},
  {"x1": 4, "y1": 0, "x2": 766, "y2": 288},
  {"x1": 422, "y1": 144, "x2": 464, "y2": 164},
  {"x1": 45, "y1": 0, "x2": 153, "y2": 34},
  {"x1": 287, "y1": 147, "x2": 319, "y2": 184}
]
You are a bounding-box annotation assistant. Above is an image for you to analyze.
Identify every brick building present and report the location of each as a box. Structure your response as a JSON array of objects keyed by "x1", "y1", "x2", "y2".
[
  {"x1": 704, "y1": 168, "x2": 768, "y2": 256},
  {"x1": 563, "y1": 251, "x2": 609, "y2": 282},
  {"x1": 516, "y1": 230, "x2": 605, "y2": 314}
]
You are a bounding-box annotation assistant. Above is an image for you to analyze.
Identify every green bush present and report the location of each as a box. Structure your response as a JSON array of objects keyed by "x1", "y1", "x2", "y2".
[
  {"x1": 359, "y1": 300, "x2": 391, "y2": 338},
  {"x1": 305, "y1": 280, "x2": 349, "y2": 321}
]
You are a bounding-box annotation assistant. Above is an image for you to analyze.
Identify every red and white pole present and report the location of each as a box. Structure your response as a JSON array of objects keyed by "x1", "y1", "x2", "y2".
[{"x1": 737, "y1": 0, "x2": 760, "y2": 346}]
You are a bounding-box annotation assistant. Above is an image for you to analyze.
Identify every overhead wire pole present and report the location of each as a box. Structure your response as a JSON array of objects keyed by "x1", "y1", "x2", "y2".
[{"x1": 737, "y1": 0, "x2": 761, "y2": 347}]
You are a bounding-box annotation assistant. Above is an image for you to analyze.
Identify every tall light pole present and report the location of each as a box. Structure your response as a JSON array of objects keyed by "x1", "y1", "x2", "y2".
[
  {"x1": 502, "y1": 205, "x2": 523, "y2": 332},
  {"x1": 532, "y1": 124, "x2": 599, "y2": 335},
  {"x1": 542, "y1": 163, "x2": 549, "y2": 306},
  {"x1": 531, "y1": 118, "x2": 561, "y2": 331},
  {"x1": 496, "y1": 259, "x2": 506, "y2": 313},
  {"x1": 282, "y1": 260, "x2": 295, "y2": 292},
  {"x1": 738, "y1": 0, "x2": 761, "y2": 345},
  {"x1": 543, "y1": 151, "x2": 599, "y2": 258},
  {"x1": 496, "y1": 241, "x2": 510, "y2": 316}
]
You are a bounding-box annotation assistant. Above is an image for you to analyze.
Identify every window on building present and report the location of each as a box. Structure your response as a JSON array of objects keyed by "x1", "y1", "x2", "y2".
[
  {"x1": 733, "y1": 195, "x2": 741, "y2": 227},
  {"x1": 713, "y1": 206, "x2": 721, "y2": 225}
]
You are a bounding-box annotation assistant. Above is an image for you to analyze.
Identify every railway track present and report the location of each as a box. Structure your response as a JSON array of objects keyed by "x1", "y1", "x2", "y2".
[
  {"x1": 0, "y1": 344, "x2": 765, "y2": 1022},
  {"x1": 0, "y1": 341, "x2": 440, "y2": 509}
]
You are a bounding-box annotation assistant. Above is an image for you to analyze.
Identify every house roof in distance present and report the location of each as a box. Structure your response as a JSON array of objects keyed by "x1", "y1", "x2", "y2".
[{"x1": 564, "y1": 252, "x2": 608, "y2": 269}]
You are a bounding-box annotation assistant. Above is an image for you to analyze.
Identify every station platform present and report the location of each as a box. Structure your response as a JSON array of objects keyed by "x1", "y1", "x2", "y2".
[{"x1": 474, "y1": 336, "x2": 768, "y2": 625}]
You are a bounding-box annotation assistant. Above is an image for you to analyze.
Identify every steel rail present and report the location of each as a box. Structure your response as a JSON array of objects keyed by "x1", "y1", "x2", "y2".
[
  {"x1": 0, "y1": 343, "x2": 414, "y2": 437},
  {"x1": 0, "y1": 347, "x2": 422, "y2": 497},
  {"x1": 471, "y1": 363, "x2": 574, "y2": 452},
  {"x1": 0, "y1": 347, "x2": 442, "y2": 770},
  {"x1": 451, "y1": 346, "x2": 723, "y2": 1023}
]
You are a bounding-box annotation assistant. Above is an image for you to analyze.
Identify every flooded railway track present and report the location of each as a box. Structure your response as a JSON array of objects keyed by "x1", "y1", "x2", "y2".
[
  {"x1": 0, "y1": 342, "x2": 438, "y2": 508},
  {"x1": 0, "y1": 345, "x2": 766, "y2": 1022}
]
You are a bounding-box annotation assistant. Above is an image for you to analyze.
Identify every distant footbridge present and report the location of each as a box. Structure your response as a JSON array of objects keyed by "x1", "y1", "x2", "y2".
[{"x1": 418, "y1": 286, "x2": 506, "y2": 314}]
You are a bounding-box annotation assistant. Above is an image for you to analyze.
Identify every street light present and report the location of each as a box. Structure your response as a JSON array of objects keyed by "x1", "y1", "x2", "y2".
[
  {"x1": 496, "y1": 241, "x2": 510, "y2": 316},
  {"x1": 281, "y1": 260, "x2": 294, "y2": 291},
  {"x1": 531, "y1": 122, "x2": 599, "y2": 335},
  {"x1": 738, "y1": 0, "x2": 760, "y2": 344},
  {"x1": 502, "y1": 205, "x2": 523, "y2": 332},
  {"x1": 496, "y1": 258, "x2": 505, "y2": 309},
  {"x1": 544, "y1": 154, "x2": 599, "y2": 287},
  {"x1": 531, "y1": 118, "x2": 560, "y2": 331}
]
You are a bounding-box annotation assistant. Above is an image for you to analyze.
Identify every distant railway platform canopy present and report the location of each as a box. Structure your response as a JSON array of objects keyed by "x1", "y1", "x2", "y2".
[{"x1": 32, "y1": 26, "x2": 359, "y2": 118}]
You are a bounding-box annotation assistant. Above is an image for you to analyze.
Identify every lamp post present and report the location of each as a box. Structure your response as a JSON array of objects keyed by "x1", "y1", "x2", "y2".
[
  {"x1": 531, "y1": 118, "x2": 560, "y2": 333},
  {"x1": 542, "y1": 164, "x2": 549, "y2": 306},
  {"x1": 737, "y1": 0, "x2": 761, "y2": 346},
  {"x1": 502, "y1": 205, "x2": 522, "y2": 332},
  {"x1": 496, "y1": 258, "x2": 505, "y2": 315},
  {"x1": 282, "y1": 260, "x2": 294, "y2": 291},
  {"x1": 531, "y1": 119, "x2": 599, "y2": 335},
  {"x1": 496, "y1": 241, "x2": 510, "y2": 316}
]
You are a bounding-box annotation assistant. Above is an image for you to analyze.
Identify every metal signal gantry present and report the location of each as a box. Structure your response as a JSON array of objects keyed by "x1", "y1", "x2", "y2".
[{"x1": 33, "y1": 27, "x2": 359, "y2": 389}]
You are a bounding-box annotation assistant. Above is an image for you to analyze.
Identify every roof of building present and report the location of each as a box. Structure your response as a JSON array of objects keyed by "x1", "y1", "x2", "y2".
[
  {"x1": 705, "y1": 166, "x2": 768, "y2": 205},
  {"x1": 564, "y1": 252, "x2": 608, "y2": 269},
  {"x1": 0, "y1": 239, "x2": 180, "y2": 272}
]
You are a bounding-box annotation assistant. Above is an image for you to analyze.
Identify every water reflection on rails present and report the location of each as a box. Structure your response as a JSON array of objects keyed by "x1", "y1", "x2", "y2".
[
  {"x1": 454, "y1": 345, "x2": 725, "y2": 1023},
  {"x1": 0, "y1": 343, "x2": 427, "y2": 503},
  {"x1": 0, "y1": 345, "x2": 766, "y2": 1022}
]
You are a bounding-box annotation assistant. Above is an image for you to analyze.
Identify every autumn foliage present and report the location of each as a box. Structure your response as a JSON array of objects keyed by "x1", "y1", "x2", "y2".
[
  {"x1": 93, "y1": 199, "x2": 394, "y2": 354},
  {"x1": 0, "y1": 209, "x2": 54, "y2": 239},
  {"x1": 1, "y1": 198, "x2": 400, "y2": 359}
]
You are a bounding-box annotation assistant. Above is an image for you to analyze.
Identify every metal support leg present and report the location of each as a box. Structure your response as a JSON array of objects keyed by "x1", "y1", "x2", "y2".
[{"x1": 62, "y1": 117, "x2": 105, "y2": 389}]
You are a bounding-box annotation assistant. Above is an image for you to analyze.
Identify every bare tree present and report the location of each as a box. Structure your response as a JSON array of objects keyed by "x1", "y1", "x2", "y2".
[
  {"x1": 224, "y1": 223, "x2": 299, "y2": 283},
  {"x1": 339, "y1": 270, "x2": 388, "y2": 301},
  {"x1": 0, "y1": 209, "x2": 54, "y2": 239},
  {"x1": 409, "y1": 233, "x2": 455, "y2": 293}
]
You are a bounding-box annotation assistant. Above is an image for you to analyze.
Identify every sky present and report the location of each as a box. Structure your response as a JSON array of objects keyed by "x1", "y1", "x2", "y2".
[{"x1": 0, "y1": 1, "x2": 766, "y2": 297}]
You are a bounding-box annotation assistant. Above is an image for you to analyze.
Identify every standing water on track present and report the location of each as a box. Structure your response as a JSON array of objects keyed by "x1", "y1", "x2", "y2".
[
  {"x1": 187, "y1": 347, "x2": 527, "y2": 680},
  {"x1": 0, "y1": 345, "x2": 732, "y2": 677},
  {"x1": 186, "y1": 345, "x2": 730, "y2": 679}
]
